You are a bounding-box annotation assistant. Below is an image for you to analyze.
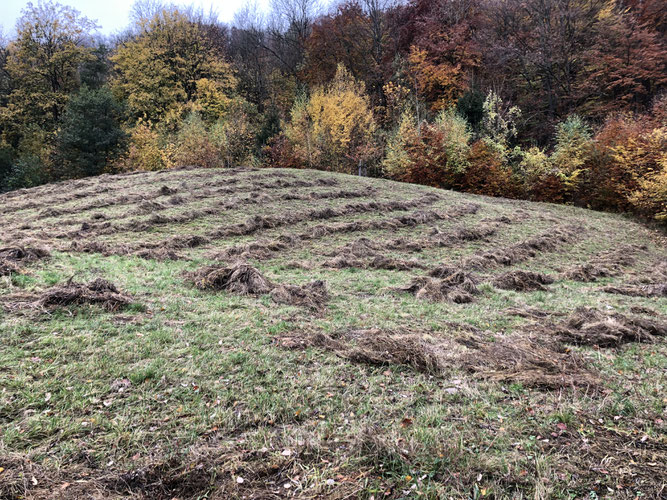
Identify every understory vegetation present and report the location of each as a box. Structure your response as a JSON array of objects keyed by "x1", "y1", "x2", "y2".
[{"x1": 0, "y1": 0, "x2": 665, "y2": 223}]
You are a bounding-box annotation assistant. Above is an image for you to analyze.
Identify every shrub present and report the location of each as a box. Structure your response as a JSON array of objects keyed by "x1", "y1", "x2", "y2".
[
  {"x1": 627, "y1": 127, "x2": 667, "y2": 222},
  {"x1": 122, "y1": 121, "x2": 173, "y2": 171},
  {"x1": 172, "y1": 112, "x2": 220, "y2": 168},
  {"x1": 587, "y1": 114, "x2": 664, "y2": 212},
  {"x1": 382, "y1": 110, "x2": 417, "y2": 181},
  {"x1": 464, "y1": 140, "x2": 518, "y2": 197},
  {"x1": 433, "y1": 108, "x2": 470, "y2": 174},
  {"x1": 209, "y1": 102, "x2": 257, "y2": 167},
  {"x1": 480, "y1": 90, "x2": 521, "y2": 160},
  {"x1": 402, "y1": 123, "x2": 455, "y2": 187},
  {"x1": 5, "y1": 154, "x2": 49, "y2": 190}
]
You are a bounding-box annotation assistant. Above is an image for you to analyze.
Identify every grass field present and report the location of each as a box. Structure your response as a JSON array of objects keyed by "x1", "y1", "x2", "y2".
[{"x1": 0, "y1": 167, "x2": 665, "y2": 499}]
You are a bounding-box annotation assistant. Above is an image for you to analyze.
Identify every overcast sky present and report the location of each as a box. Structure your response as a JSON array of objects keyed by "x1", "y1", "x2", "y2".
[{"x1": 0, "y1": 0, "x2": 272, "y2": 37}]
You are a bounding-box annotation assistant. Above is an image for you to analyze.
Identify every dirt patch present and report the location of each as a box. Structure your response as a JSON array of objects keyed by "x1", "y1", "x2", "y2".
[
  {"x1": 554, "y1": 307, "x2": 666, "y2": 347},
  {"x1": 544, "y1": 418, "x2": 667, "y2": 498},
  {"x1": 39, "y1": 278, "x2": 133, "y2": 311},
  {"x1": 492, "y1": 270, "x2": 555, "y2": 291},
  {"x1": 601, "y1": 283, "x2": 667, "y2": 298}
]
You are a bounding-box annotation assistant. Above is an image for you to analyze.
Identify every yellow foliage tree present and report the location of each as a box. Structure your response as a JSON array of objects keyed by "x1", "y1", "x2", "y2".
[
  {"x1": 286, "y1": 65, "x2": 377, "y2": 173},
  {"x1": 627, "y1": 127, "x2": 667, "y2": 222},
  {"x1": 120, "y1": 120, "x2": 174, "y2": 171},
  {"x1": 111, "y1": 8, "x2": 236, "y2": 126}
]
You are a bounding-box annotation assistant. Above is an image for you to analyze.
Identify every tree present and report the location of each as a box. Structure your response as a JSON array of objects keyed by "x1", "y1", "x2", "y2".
[
  {"x1": 268, "y1": 0, "x2": 321, "y2": 76},
  {"x1": 387, "y1": 0, "x2": 482, "y2": 112},
  {"x1": 55, "y1": 85, "x2": 127, "y2": 178},
  {"x1": 303, "y1": 0, "x2": 389, "y2": 103},
  {"x1": 111, "y1": 8, "x2": 237, "y2": 125},
  {"x1": 579, "y1": 5, "x2": 667, "y2": 115},
  {"x1": 3, "y1": 1, "x2": 97, "y2": 132},
  {"x1": 286, "y1": 64, "x2": 377, "y2": 173}
]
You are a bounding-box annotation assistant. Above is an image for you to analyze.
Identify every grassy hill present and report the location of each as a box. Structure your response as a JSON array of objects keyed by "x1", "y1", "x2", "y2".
[{"x1": 1, "y1": 167, "x2": 665, "y2": 499}]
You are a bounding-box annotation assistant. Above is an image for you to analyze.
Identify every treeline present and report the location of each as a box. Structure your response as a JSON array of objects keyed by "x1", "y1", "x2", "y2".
[{"x1": 0, "y1": 0, "x2": 665, "y2": 222}]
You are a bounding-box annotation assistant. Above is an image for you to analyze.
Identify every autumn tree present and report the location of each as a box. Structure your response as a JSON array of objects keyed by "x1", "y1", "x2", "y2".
[
  {"x1": 111, "y1": 7, "x2": 237, "y2": 125},
  {"x1": 1, "y1": 1, "x2": 96, "y2": 133},
  {"x1": 286, "y1": 64, "x2": 377, "y2": 173},
  {"x1": 579, "y1": 4, "x2": 667, "y2": 115},
  {"x1": 387, "y1": 0, "x2": 481, "y2": 112},
  {"x1": 303, "y1": 0, "x2": 390, "y2": 103}
]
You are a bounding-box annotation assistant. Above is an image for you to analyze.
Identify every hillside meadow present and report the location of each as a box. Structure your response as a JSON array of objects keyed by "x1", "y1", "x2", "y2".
[{"x1": 0, "y1": 167, "x2": 666, "y2": 499}]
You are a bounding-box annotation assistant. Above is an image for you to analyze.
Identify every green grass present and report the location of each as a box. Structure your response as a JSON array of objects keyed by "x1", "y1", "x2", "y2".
[{"x1": 0, "y1": 167, "x2": 665, "y2": 499}]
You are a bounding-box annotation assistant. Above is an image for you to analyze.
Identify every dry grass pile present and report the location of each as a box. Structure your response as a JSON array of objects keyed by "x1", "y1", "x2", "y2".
[
  {"x1": 0, "y1": 245, "x2": 50, "y2": 275},
  {"x1": 306, "y1": 329, "x2": 456, "y2": 376},
  {"x1": 601, "y1": 283, "x2": 667, "y2": 298},
  {"x1": 271, "y1": 280, "x2": 329, "y2": 310},
  {"x1": 459, "y1": 335, "x2": 599, "y2": 389},
  {"x1": 466, "y1": 225, "x2": 579, "y2": 270},
  {"x1": 492, "y1": 270, "x2": 555, "y2": 291},
  {"x1": 323, "y1": 238, "x2": 425, "y2": 271},
  {"x1": 400, "y1": 267, "x2": 480, "y2": 303},
  {"x1": 562, "y1": 245, "x2": 642, "y2": 282},
  {"x1": 190, "y1": 264, "x2": 275, "y2": 295},
  {"x1": 555, "y1": 307, "x2": 666, "y2": 347},
  {"x1": 190, "y1": 263, "x2": 329, "y2": 309},
  {"x1": 39, "y1": 278, "x2": 133, "y2": 311}
]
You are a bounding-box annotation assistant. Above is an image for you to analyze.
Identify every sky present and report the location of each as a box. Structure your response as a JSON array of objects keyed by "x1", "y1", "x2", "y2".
[{"x1": 0, "y1": 0, "x2": 271, "y2": 37}]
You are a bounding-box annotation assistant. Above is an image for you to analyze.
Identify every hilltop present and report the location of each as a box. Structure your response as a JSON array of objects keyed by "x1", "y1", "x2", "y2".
[{"x1": 0, "y1": 167, "x2": 665, "y2": 499}]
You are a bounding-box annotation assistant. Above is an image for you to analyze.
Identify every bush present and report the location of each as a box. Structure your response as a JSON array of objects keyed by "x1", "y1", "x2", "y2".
[
  {"x1": 122, "y1": 122, "x2": 173, "y2": 171},
  {"x1": 627, "y1": 127, "x2": 667, "y2": 222},
  {"x1": 5, "y1": 154, "x2": 49, "y2": 190},
  {"x1": 402, "y1": 123, "x2": 456, "y2": 187},
  {"x1": 384, "y1": 109, "x2": 471, "y2": 187},
  {"x1": 587, "y1": 114, "x2": 660, "y2": 211},
  {"x1": 463, "y1": 140, "x2": 518, "y2": 197},
  {"x1": 172, "y1": 112, "x2": 220, "y2": 168},
  {"x1": 433, "y1": 109, "x2": 470, "y2": 174},
  {"x1": 210, "y1": 102, "x2": 257, "y2": 168},
  {"x1": 263, "y1": 133, "x2": 306, "y2": 170}
]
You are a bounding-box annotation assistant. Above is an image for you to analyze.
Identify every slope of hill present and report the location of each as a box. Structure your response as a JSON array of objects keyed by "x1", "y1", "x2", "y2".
[{"x1": 1, "y1": 167, "x2": 665, "y2": 499}]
